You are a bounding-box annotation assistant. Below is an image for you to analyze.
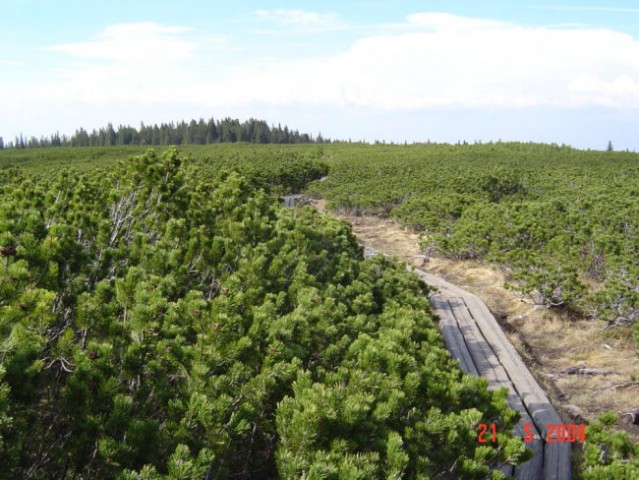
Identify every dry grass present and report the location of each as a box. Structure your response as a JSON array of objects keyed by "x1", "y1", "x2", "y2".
[{"x1": 316, "y1": 205, "x2": 639, "y2": 434}]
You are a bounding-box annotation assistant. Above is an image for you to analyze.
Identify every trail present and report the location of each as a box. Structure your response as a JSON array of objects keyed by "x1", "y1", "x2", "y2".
[
  {"x1": 362, "y1": 244, "x2": 571, "y2": 479},
  {"x1": 296, "y1": 196, "x2": 574, "y2": 477},
  {"x1": 297, "y1": 195, "x2": 639, "y2": 477}
]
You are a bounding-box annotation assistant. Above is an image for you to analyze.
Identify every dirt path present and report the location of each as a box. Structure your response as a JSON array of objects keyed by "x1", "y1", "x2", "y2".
[{"x1": 311, "y1": 200, "x2": 639, "y2": 437}]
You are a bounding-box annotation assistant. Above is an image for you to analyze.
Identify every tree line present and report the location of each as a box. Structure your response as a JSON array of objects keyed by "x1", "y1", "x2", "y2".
[{"x1": 1, "y1": 117, "x2": 329, "y2": 149}]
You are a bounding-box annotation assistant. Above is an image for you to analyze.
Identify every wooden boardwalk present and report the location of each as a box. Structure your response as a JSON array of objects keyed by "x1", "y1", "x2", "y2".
[{"x1": 363, "y1": 246, "x2": 571, "y2": 479}]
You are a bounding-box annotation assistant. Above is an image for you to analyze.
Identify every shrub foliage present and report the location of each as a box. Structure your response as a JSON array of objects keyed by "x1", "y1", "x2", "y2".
[{"x1": 0, "y1": 148, "x2": 526, "y2": 478}]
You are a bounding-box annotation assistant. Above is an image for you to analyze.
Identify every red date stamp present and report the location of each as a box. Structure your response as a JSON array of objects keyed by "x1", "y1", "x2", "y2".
[
  {"x1": 477, "y1": 422, "x2": 498, "y2": 443},
  {"x1": 478, "y1": 423, "x2": 586, "y2": 443}
]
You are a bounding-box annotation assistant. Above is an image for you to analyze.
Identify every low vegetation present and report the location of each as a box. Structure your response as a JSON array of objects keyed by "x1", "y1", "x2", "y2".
[
  {"x1": 310, "y1": 142, "x2": 639, "y2": 329},
  {"x1": 2, "y1": 141, "x2": 639, "y2": 477},
  {"x1": 0, "y1": 147, "x2": 527, "y2": 478}
]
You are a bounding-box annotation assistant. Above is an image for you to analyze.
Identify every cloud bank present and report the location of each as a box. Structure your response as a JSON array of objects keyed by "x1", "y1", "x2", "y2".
[
  {"x1": 236, "y1": 12, "x2": 639, "y2": 109},
  {"x1": 35, "y1": 13, "x2": 639, "y2": 110}
]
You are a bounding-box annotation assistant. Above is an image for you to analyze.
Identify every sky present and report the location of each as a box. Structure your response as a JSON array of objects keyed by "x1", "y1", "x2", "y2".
[{"x1": 2, "y1": 0, "x2": 639, "y2": 150}]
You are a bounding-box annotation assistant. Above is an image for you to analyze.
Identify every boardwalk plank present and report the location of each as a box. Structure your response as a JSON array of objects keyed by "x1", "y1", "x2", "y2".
[
  {"x1": 446, "y1": 298, "x2": 544, "y2": 479},
  {"x1": 431, "y1": 295, "x2": 479, "y2": 376}
]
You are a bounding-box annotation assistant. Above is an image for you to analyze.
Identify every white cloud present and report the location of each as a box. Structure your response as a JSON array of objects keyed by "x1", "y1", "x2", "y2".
[
  {"x1": 529, "y1": 5, "x2": 639, "y2": 14},
  {"x1": 50, "y1": 22, "x2": 197, "y2": 65},
  {"x1": 254, "y1": 9, "x2": 343, "y2": 31},
  {"x1": 209, "y1": 13, "x2": 639, "y2": 109},
  {"x1": 29, "y1": 22, "x2": 210, "y2": 106},
  {"x1": 570, "y1": 74, "x2": 639, "y2": 106},
  {"x1": 406, "y1": 12, "x2": 506, "y2": 31}
]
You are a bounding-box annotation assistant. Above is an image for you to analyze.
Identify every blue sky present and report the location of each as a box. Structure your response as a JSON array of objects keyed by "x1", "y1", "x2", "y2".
[{"x1": 2, "y1": 1, "x2": 639, "y2": 150}]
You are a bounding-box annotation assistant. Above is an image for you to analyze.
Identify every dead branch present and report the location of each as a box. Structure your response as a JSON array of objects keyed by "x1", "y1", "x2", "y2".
[
  {"x1": 620, "y1": 408, "x2": 639, "y2": 425},
  {"x1": 607, "y1": 381, "x2": 639, "y2": 391},
  {"x1": 560, "y1": 364, "x2": 617, "y2": 375}
]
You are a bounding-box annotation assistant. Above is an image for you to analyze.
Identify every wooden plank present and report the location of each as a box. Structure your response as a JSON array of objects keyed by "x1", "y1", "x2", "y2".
[
  {"x1": 448, "y1": 298, "x2": 508, "y2": 387},
  {"x1": 460, "y1": 295, "x2": 572, "y2": 480},
  {"x1": 512, "y1": 409, "x2": 545, "y2": 480},
  {"x1": 498, "y1": 464, "x2": 515, "y2": 477},
  {"x1": 430, "y1": 295, "x2": 479, "y2": 376},
  {"x1": 448, "y1": 298, "x2": 544, "y2": 479},
  {"x1": 413, "y1": 268, "x2": 472, "y2": 299}
]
